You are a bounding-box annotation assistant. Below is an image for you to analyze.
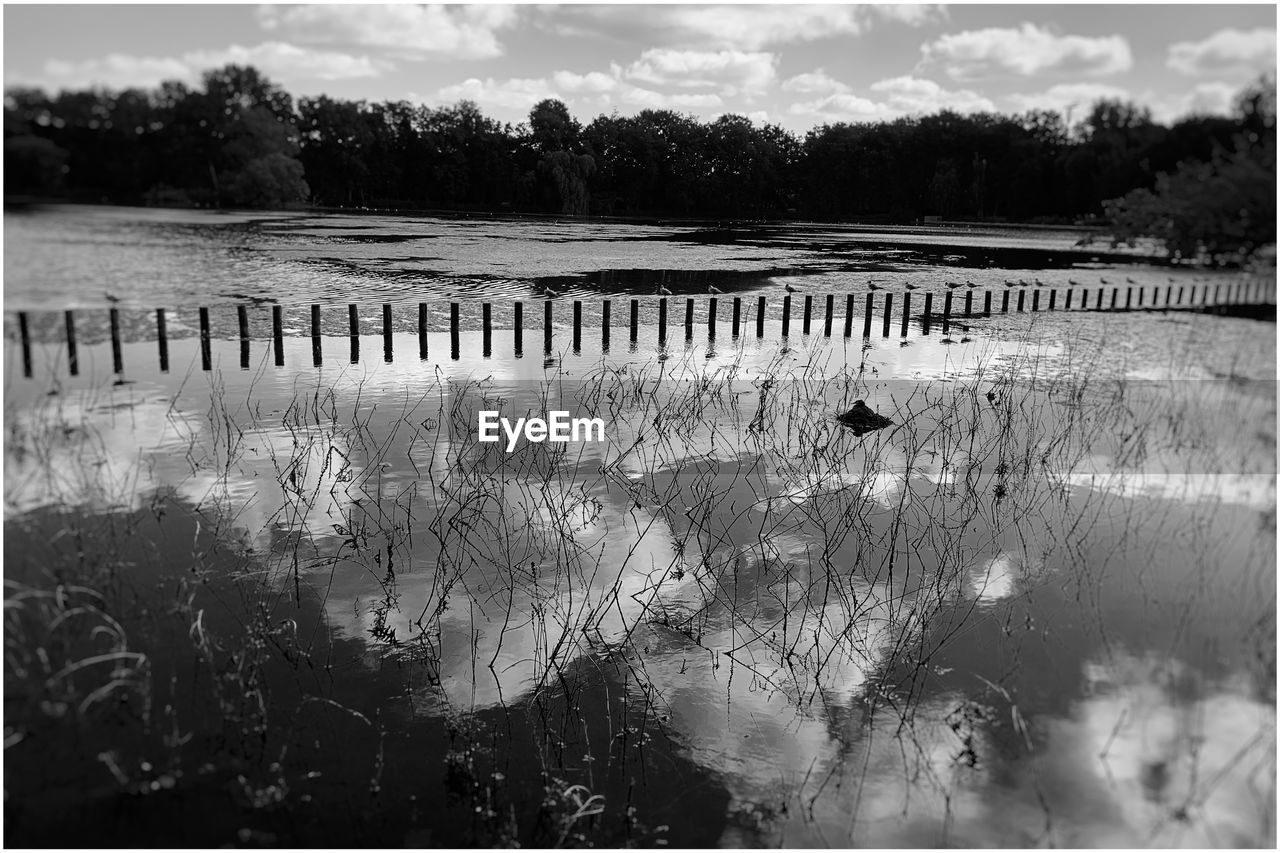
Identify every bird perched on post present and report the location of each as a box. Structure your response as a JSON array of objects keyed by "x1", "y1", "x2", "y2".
[
  {"x1": 868, "y1": 282, "x2": 883, "y2": 291},
  {"x1": 835, "y1": 400, "x2": 893, "y2": 436},
  {"x1": 947, "y1": 281, "x2": 962, "y2": 289},
  {"x1": 784, "y1": 283, "x2": 798, "y2": 293},
  {"x1": 905, "y1": 283, "x2": 919, "y2": 290}
]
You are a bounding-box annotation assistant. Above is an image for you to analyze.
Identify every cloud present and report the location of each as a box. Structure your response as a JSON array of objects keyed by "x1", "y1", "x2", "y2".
[
  {"x1": 40, "y1": 54, "x2": 193, "y2": 91},
  {"x1": 1145, "y1": 83, "x2": 1243, "y2": 125},
  {"x1": 185, "y1": 42, "x2": 389, "y2": 81},
  {"x1": 1003, "y1": 83, "x2": 1133, "y2": 117},
  {"x1": 624, "y1": 49, "x2": 777, "y2": 97},
  {"x1": 544, "y1": 4, "x2": 943, "y2": 51},
  {"x1": 788, "y1": 76, "x2": 995, "y2": 125},
  {"x1": 869, "y1": 76, "x2": 997, "y2": 114},
  {"x1": 429, "y1": 77, "x2": 554, "y2": 113},
  {"x1": 552, "y1": 69, "x2": 621, "y2": 95},
  {"x1": 921, "y1": 23, "x2": 1133, "y2": 80},
  {"x1": 33, "y1": 42, "x2": 386, "y2": 91},
  {"x1": 781, "y1": 70, "x2": 851, "y2": 95},
  {"x1": 256, "y1": 4, "x2": 520, "y2": 60},
  {"x1": 1167, "y1": 27, "x2": 1276, "y2": 78}
]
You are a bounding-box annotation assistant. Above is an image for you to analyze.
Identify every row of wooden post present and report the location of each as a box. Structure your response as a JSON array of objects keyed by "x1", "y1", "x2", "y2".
[{"x1": 13, "y1": 279, "x2": 1274, "y2": 378}]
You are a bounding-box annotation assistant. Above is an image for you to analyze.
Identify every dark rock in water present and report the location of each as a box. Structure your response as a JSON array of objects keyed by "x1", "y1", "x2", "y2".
[{"x1": 835, "y1": 400, "x2": 893, "y2": 436}]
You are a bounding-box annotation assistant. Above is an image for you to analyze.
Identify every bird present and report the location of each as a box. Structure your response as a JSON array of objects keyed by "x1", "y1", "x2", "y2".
[
  {"x1": 104, "y1": 292, "x2": 120, "y2": 304},
  {"x1": 1100, "y1": 277, "x2": 1111, "y2": 285},
  {"x1": 784, "y1": 283, "x2": 799, "y2": 293},
  {"x1": 905, "y1": 283, "x2": 920, "y2": 291},
  {"x1": 965, "y1": 280, "x2": 977, "y2": 288},
  {"x1": 656, "y1": 284, "x2": 673, "y2": 296},
  {"x1": 1126, "y1": 276, "x2": 1136, "y2": 285},
  {"x1": 544, "y1": 286, "x2": 560, "y2": 298},
  {"x1": 1033, "y1": 278, "x2": 1045, "y2": 287},
  {"x1": 835, "y1": 400, "x2": 893, "y2": 436},
  {"x1": 947, "y1": 281, "x2": 962, "y2": 289},
  {"x1": 1068, "y1": 278, "x2": 1080, "y2": 286},
  {"x1": 1003, "y1": 280, "x2": 1016, "y2": 288},
  {"x1": 708, "y1": 284, "x2": 723, "y2": 294},
  {"x1": 868, "y1": 282, "x2": 883, "y2": 291}
]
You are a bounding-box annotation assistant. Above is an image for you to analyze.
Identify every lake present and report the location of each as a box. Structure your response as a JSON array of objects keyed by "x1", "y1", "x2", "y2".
[{"x1": 3, "y1": 204, "x2": 1276, "y2": 847}]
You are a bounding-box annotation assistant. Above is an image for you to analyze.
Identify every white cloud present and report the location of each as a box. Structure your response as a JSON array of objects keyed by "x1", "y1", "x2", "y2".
[
  {"x1": 552, "y1": 69, "x2": 620, "y2": 95},
  {"x1": 34, "y1": 42, "x2": 386, "y2": 91},
  {"x1": 430, "y1": 77, "x2": 554, "y2": 113},
  {"x1": 788, "y1": 76, "x2": 995, "y2": 126},
  {"x1": 869, "y1": 76, "x2": 997, "y2": 114},
  {"x1": 617, "y1": 87, "x2": 723, "y2": 110},
  {"x1": 921, "y1": 23, "x2": 1133, "y2": 80},
  {"x1": 185, "y1": 42, "x2": 388, "y2": 81},
  {"x1": 41, "y1": 54, "x2": 192, "y2": 90},
  {"x1": 781, "y1": 70, "x2": 851, "y2": 95},
  {"x1": 625, "y1": 49, "x2": 777, "y2": 97},
  {"x1": 544, "y1": 4, "x2": 942, "y2": 51},
  {"x1": 1167, "y1": 28, "x2": 1276, "y2": 78},
  {"x1": 1145, "y1": 83, "x2": 1242, "y2": 125},
  {"x1": 1003, "y1": 83, "x2": 1133, "y2": 117},
  {"x1": 789, "y1": 93, "x2": 898, "y2": 125},
  {"x1": 256, "y1": 4, "x2": 520, "y2": 60}
]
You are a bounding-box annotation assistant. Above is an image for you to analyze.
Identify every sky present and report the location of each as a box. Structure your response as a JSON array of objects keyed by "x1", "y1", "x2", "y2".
[{"x1": 3, "y1": 3, "x2": 1276, "y2": 132}]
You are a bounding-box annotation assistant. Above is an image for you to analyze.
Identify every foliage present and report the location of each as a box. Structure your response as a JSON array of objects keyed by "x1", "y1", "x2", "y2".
[
  {"x1": 3, "y1": 64, "x2": 1274, "y2": 242},
  {"x1": 1105, "y1": 75, "x2": 1277, "y2": 264}
]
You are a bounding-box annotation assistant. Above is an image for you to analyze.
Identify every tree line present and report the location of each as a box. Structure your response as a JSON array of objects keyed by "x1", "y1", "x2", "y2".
[{"x1": 4, "y1": 65, "x2": 1274, "y2": 262}]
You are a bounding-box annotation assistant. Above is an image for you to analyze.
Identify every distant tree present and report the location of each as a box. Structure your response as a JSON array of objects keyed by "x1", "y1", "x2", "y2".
[{"x1": 1105, "y1": 74, "x2": 1276, "y2": 265}]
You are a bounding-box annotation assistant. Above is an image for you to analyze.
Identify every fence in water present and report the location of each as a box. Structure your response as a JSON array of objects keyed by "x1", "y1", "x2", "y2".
[{"x1": 8, "y1": 278, "x2": 1277, "y2": 378}]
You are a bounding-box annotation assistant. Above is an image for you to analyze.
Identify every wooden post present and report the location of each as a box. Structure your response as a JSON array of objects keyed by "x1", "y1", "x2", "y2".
[
  {"x1": 1164, "y1": 285, "x2": 1173, "y2": 307},
  {"x1": 900, "y1": 292, "x2": 910, "y2": 337},
  {"x1": 514, "y1": 301, "x2": 523, "y2": 358},
  {"x1": 1177, "y1": 286, "x2": 1184, "y2": 306},
  {"x1": 383, "y1": 304, "x2": 393, "y2": 363},
  {"x1": 781, "y1": 294, "x2": 791, "y2": 336},
  {"x1": 18, "y1": 311, "x2": 32, "y2": 378},
  {"x1": 310, "y1": 304, "x2": 320, "y2": 366},
  {"x1": 943, "y1": 290, "x2": 953, "y2": 334},
  {"x1": 237, "y1": 305, "x2": 249, "y2": 370},
  {"x1": 1096, "y1": 288, "x2": 1104, "y2": 310},
  {"x1": 452, "y1": 302, "x2": 461, "y2": 361},
  {"x1": 1137, "y1": 287, "x2": 1144, "y2": 308},
  {"x1": 964, "y1": 290, "x2": 973, "y2": 317},
  {"x1": 483, "y1": 302, "x2": 493, "y2": 358},
  {"x1": 1017, "y1": 289, "x2": 1026, "y2": 312},
  {"x1": 756, "y1": 296, "x2": 766, "y2": 337},
  {"x1": 1065, "y1": 289, "x2": 1073, "y2": 310},
  {"x1": 629, "y1": 299, "x2": 638, "y2": 345},
  {"x1": 685, "y1": 297, "x2": 694, "y2": 338},
  {"x1": 199, "y1": 307, "x2": 211, "y2": 371},
  {"x1": 349, "y1": 303, "x2": 360, "y2": 364},
  {"x1": 844, "y1": 294, "x2": 855, "y2": 337},
  {"x1": 708, "y1": 296, "x2": 717, "y2": 337},
  {"x1": 1110, "y1": 288, "x2": 1118, "y2": 310},
  {"x1": 572, "y1": 300, "x2": 581, "y2": 353},
  {"x1": 863, "y1": 292, "x2": 874, "y2": 337},
  {"x1": 542, "y1": 300, "x2": 552, "y2": 355},
  {"x1": 110, "y1": 307, "x2": 124, "y2": 374},
  {"x1": 276, "y1": 305, "x2": 287, "y2": 367},
  {"x1": 882, "y1": 292, "x2": 892, "y2": 337},
  {"x1": 1048, "y1": 289, "x2": 1056, "y2": 311},
  {"x1": 923, "y1": 292, "x2": 933, "y2": 334},
  {"x1": 732, "y1": 296, "x2": 741, "y2": 337},
  {"x1": 658, "y1": 297, "x2": 667, "y2": 346},
  {"x1": 1031, "y1": 289, "x2": 1039, "y2": 312},
  {"x1": 157, "y1": 308, "x2": 170, "y2": 373},
  {"x1": 802, "y1": 294, "x2": 812, "y2": 335},
  {"x1": 419, "y1": 303, "x2": 429, "y2": 360},
  {"x1": 65, "y1": 310, "x2": 78, "y2": 376},
  {"x1": 983, "y1": 290, "x2": 992, "y2": 316},
  {"x1": 824, "y1": 293, "x2": 834, "y2": 336},
  {"x1": 1001, "y1": 290, "x2": 1010, "y2": 313},
  {"x1": 602, "y1": 299, "x2": 611, "y2": 352}
]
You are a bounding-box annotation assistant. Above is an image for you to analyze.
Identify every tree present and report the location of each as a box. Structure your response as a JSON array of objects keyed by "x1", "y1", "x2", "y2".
[{"x1": 1105, "y1": 75, "x2": 1276, "y2": 265}]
